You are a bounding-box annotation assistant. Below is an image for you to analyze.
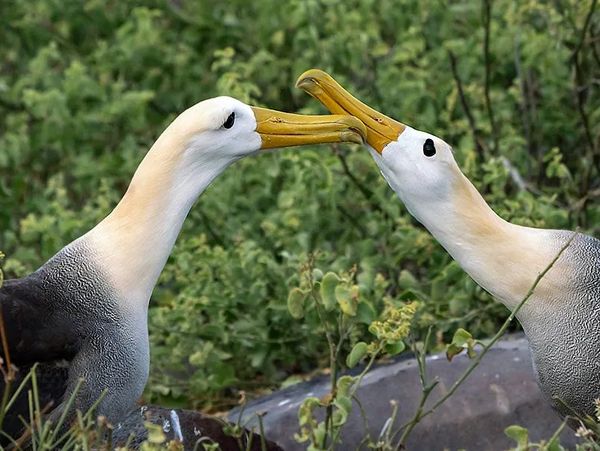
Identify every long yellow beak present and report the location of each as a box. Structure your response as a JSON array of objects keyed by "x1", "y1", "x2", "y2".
[
  {"x1": 295, "y1": 69, "x2": 406, "y2": 153},
  {"x1": 251, "y1": 107, "x2": 366, "y2": 150}
]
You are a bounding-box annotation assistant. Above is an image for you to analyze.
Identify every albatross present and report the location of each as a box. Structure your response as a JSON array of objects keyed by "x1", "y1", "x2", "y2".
[
  {"x1": 0, "y1": 95, "x2": 366, "y2": 443},
  {"x1": 296, "y1": 69, "x2": 600, "y2": 423}
]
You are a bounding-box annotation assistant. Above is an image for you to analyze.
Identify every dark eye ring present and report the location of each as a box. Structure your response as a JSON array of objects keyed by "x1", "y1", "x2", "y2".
[
  {"x1": 223, "y1": 112, "x2": 235, "y2": 129},
  {"x1": 423, "y1": 138, "x2": 436, "y2": 157}
]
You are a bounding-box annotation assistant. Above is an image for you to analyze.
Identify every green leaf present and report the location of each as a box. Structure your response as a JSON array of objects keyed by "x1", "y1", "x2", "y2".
[
  {"x1": 145, "y1": 422, "x2": 166, "y2": 444},
  {"x1": 333, "y1": 394, "x2": 353, "y2": 426},
  {"x1": 313, "y1": 422, "x2": 327, "y2": 447},
  {"x1": 334, "y1": 395, "x2": 352, "y2": 414},
  {"x1": 298, "y1": 397, "x2": 322, "y2": 426},
  {"x1": 504, "y1": 425, "x2": 529, "y2": 449},
  {"x1": 398, "y1": 269, "x2": 418, "y2": 289},
  {"x1": 346, "y1": 342, "x2": 368, "y2": 368},
  {"x1": 356, "y1": 301, "x2": 376, "y2": 325},
  {"x1": 287, "y1": 287, "x2": 306, "y2": 319},
  {"x1": 430, "y1": 277, "x2": 446, "y2": 302},
  {"x1": 336, "y1": 376, "x2": 356, "y2": 397},
  {"x1": 546, "y1": 438, "x2": 563, "y2": 451},
  {"x1": 384, "y1": 340, "x2": 406, "y2": 356},
  {"x1": 335, "y1": 284, "x2": 357, "y2": 316},
  {"x1": 452, "y1": 328, "x2": 473, "y2": 346},
  {"x1": 446, "y1": 328, "x2": 477, "y2": 361},
  {"x1": 312, "y1": 268, "x2": 323, "y2": 281},
  {"x1": 319, "y1": 272, "x2": 340, "y2": 311}
]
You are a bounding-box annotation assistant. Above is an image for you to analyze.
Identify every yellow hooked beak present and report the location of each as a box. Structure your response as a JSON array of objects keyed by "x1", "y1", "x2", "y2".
[
  {"x1": 295, "y1": 69, "x2": 406, "y2": 153},
  {"x1": 251, "y1": 107, "x2": 366, "y2": 150}
]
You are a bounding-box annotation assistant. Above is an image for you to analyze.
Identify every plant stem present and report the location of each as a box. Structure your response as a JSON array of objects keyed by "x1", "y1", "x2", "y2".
[
  {"x1": 447, "y1": 50, "x2": 487, "y2": 160},
  {"x1": 330, "y1": 345, "x2": 384, "y2": 447},
  {"x1": 482, "y1": 0, "x2": 499, "y2": 154},
  {"x1": 305, "y1": 255, "x2": 337, "y2": 449},
  {"x1": 395, "y1": 329, "x2": 437, "y2": 447}
]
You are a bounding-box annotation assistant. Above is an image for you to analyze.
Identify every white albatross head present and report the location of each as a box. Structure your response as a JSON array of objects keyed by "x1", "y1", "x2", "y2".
[
  {"x1": 295, "y1": 70, "x2": 463, "y2": 223},
  {"x1": 157, "y1": 95, "x2": 367, "y2": 163}
]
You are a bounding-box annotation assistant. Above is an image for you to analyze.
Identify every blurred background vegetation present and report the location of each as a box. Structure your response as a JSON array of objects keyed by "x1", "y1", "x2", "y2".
[{"x1": 0, "y1": 0, "x2": 598, "y2": 412}]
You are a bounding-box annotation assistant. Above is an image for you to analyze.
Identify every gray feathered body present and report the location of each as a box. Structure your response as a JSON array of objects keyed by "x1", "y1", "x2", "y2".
[
  {"x1": 0, "y1": 238, "x2": 149, "y2": 440},
  {"x1": 519, "y1": 231, "x2": 600, "y2": 420}
]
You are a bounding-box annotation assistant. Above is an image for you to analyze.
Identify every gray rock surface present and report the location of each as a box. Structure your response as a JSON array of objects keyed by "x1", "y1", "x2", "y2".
[{"x1": 229, "y1": 334, "x2": 580, "y2": 450}]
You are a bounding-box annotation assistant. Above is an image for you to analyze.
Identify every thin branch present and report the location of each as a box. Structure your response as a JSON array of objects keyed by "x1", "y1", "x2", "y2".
[
  {"x1": 0, "y1": 302, "x2": 16, "y2": 435},
  {"x1": 395, "y1": 328, "x2": 438, "y2": 447},
  {"x1": 0, "y1": 311, "x2": 13, "y2": 382},
  {"x1": 331, "y1": 344, "x2": 384, "y2": 447},
  {"x1": 571, "y1": 0, "x2": 598, "y2": 60},
  {"x1": 304, "y1": 255, "x2": 337, "y2": 449},
  {"x1": 482, "y1": 0, "x2": 500, "y2": 153},
  {"x1": 589, "y1": 26, "x2": 600, "y2": 68},
  {"x1": 447, "y1": 50, "x2": 487, "y2": 159},
  {"x1": 546, "y1": 417, "x2": 569, "y2": 444},
  {"x1": 513, "y1": 32, "x2": 543, "y2": 182},
  {"x1": 351, "y1": 394, "x2": 373, "y2": 448},
  {"x1": 513, "y1": 34, "x2": 532, "y2": 153},
  {"x1": 334, "y1": 147, "x2": 392, "y2": 221},
  {"x1": 199, "y1": 211, "x2": 225, "y2": 247},
  {"x1": 570, "y1": 0, "x2": 599, "y2": 220},
  {"x1": 573, "y1": 2, "x2": 599, "y2": 156},
  {"x1": 336, "y1": 205, "x2": 368, "y2": 237}
]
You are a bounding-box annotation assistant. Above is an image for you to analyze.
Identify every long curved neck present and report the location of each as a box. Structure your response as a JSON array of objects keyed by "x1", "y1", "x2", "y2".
[
  {"x1": 411, "y1": 172, "x2": 558, "y2": 311},
  {"x1": 84, "y1": 129, "x2": 232, "y2": 310}
]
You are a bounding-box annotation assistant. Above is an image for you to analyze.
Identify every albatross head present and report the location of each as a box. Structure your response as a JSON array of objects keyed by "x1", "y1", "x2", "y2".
[
  {"x1": 165, "y1": 95, "x2": 367, "y2": 162},
  {"x1": 295, "y1": 70, "x2": 462, "y2": 221}
]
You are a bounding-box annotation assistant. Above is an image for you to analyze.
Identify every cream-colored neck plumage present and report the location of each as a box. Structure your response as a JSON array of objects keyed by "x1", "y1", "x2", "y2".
[
  {"x1": 84, "y1": 122, "x2": 232, "y2": 312},
  {"x1": 419, "y1": 172, "x2": 561, "y2": 312}
]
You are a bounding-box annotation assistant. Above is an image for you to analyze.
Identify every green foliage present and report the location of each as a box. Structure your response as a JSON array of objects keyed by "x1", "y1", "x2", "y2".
[
  {"x1": 505, "y1": 425, "x2": 530, "y2": 450},
  {"x1": 1, "y1": 0, "x2": 598, "y2": 412},
  {"x1": 445, "y1": 327, "x2": 480, "y2": 361},
  {"x1": 346, "y1": 342, "x2": 368, "y2": 368},
  {"x1": 0, "y1": 364, "x2": 187, "y2": 450},
  {"x1": 290, "y1": 258, "x2": 415, "y2": 449},
  {"x1": 319, "y1": 272, "x2": 340, "y2": 312},
  {"x1": 504, "y1": 419, "x2": 600, "y2": 451},
  {"x1": 287, "y1": 288, "x2": 307, "y2": 319}
]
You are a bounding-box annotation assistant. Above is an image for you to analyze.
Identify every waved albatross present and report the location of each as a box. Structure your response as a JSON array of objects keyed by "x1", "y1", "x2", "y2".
[
  {"x1": 297, "y1": 69, "x2": 600, "y2": 424},
  {"x1": 0, "y1": 95, "x2": 366, "y2": 443}
]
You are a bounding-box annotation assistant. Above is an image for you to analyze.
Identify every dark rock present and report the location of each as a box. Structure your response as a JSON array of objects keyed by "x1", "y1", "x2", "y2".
[
  {"x1": 229, "y1": 334, "x2": 581, "y2": 450},
  {"x1": 115, "y1": 405, "x2": 284, "y2": 451}
]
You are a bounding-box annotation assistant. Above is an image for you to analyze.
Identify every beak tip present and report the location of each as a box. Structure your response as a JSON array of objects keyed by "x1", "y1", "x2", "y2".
[
  {"x1": 295, "y1": 69, "x2": 327, "y2": 91},
  {"x1": 294, "y1": 77, "x2": 311, "y2": 90},
  {"x1": 347, "y1": 119, "x2": 368, "y2": 143},
  {"x1": 343, "y1": 130, "x2": 365, "y2": 145}
]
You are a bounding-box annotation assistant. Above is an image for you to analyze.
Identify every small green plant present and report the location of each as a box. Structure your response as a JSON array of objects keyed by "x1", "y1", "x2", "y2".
[
  {"x1": 287, "y1": 254, "x2": 417, "y2": 450},
  {"x1": 286, "y1": 233, "x2": 596, "y2": 449}
]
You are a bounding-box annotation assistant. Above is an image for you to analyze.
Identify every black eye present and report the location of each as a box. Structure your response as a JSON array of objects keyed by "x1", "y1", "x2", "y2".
[
  {"x1": 223, "y1": 112, "x2": 235, "y2": 129},
  {"x1": 423, "y1": 138, "x2": 436, "y2": 157}
]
